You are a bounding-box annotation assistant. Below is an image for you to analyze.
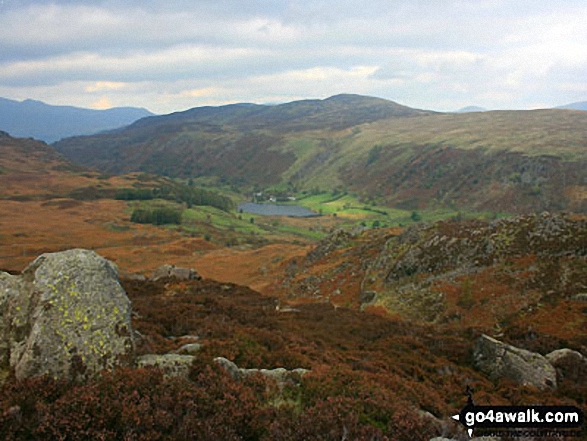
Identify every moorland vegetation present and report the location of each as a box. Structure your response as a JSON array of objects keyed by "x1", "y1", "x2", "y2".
[{"x1": 1, "y1": 94, "x2": 587, "y2": 440}]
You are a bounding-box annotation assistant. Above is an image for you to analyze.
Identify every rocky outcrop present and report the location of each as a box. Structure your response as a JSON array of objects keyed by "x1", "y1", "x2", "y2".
[
  {"x1": 214, "y1": 357, "x2": 309, "y2": 385},
  {"x1": 304, "y1": 228, "x2": 361, "y2": 267},
  {"x1": 385, "y1": 213, "x2": 587, "y2": 283},
  {"x1": 546, "y1": 348, "x2": 587, "y2": 384},
  {"x1": 473, "y1": 335, "x2": 556, "y2": 390},
  {"x1": 1, "y1": 249, "x2": 135, "y2": 380},
  {"x1": 150, "y1": 264, "x2": 201, "y2": 282}
]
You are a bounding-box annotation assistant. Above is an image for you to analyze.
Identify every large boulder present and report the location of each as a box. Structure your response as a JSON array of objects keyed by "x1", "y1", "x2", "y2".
[
  {"x1": 473, "y1": 335, "x2": 556, "y2": 390},
  {"x1": 1, "y1": 249, "x2": 135, "y2": 380}
]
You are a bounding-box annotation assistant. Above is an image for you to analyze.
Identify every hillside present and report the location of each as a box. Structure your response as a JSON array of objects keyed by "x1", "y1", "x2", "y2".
[
  {"x1": 54, "y1": 95, "x2": 587, "y2": 214},
  {"x1": 0, "y1": 97, "x2": 153, "y2": 143},
  {"x1": 2, "y1": 113, "x2": 587, "y2": 440},
  {"x1": 2, "y1": 251, "x2": 586, "y2": 439},
  {"x1": 53, "y1": 94, "x2": 433, "y2": 186},
  {"x1": 275, "y1": 212, "x2": 587, "y2": 344},
  {"x1": 0, "y1": 130, "x2": 75, "y2": 175},
  {"x1": 0, "y1": 133, "x2": 315, "y2": 287}
]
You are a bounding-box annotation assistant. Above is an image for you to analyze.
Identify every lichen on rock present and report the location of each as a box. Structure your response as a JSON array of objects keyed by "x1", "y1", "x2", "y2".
[
  {"x1": 2, "y1": 249, "x2": 135, "y2": 381},
  {"x1": 137, "y1": 354, "x2": 195, "y2": 379}
]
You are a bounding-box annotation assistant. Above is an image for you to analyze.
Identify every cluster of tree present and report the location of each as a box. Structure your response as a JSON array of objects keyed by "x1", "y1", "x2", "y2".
[
  {"x1": 114, "y1": 187, "x2": 154, "y2": 200},
  {"x1": 130, "y1": 208, "x2": 182, "y2": 225},
  {"x1": 116, "y1": 184, "x2": 234, "y2": 212}
]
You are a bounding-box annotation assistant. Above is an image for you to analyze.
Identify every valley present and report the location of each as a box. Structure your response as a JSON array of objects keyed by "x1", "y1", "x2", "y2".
[{"x1": 1, "y1": 95, "x2": 586, "y2": 440}]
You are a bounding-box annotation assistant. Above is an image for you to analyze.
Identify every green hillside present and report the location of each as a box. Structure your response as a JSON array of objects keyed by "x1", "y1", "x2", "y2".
[{"x1": 53, "y1": 96, "x2": 587, "y2": 214}]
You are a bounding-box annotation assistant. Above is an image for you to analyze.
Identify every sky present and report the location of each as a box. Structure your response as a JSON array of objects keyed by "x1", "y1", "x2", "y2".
[{"x1": 0, "y1": 0, "x2": 586, "y2": 114}]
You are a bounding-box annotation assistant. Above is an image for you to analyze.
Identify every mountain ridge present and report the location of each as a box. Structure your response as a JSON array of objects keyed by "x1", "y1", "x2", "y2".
[
  {"x1": 0, "y1": 97, "x2": 154, "y2": 143},
  {"x1": 124, "y1": 93, "x2": 432, "y2": 131},
  {"x1": 53, "y1": 94, "x2": 587, "y2": 214}
]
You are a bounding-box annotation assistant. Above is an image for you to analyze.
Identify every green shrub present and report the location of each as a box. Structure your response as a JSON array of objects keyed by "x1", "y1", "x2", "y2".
[{"x1": 131, "y1": 208, "x2": 182, "y2": 225}]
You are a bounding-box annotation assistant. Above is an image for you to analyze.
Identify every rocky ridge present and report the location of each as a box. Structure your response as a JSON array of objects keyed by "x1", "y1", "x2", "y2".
[{"x1": 279, "y1": 213, "x2": 587, "y2": 328}]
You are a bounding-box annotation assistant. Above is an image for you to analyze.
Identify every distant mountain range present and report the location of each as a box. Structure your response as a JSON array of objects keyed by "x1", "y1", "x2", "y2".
[
  {"x1": 456, "y1": 102, "x2": 587, "y2": 112},
  {"x1": 455, "y1": 106, "x2": 487, "y2": 113},
  {"x1": 0, "y1": 97, "x2": 154, "y2": 143},
  {"x1": 556, "y1": 101, "x2": 587, "y2": 111},
  {"x1": 53, "y1": 93, "x2": 587, "y2": 214}
]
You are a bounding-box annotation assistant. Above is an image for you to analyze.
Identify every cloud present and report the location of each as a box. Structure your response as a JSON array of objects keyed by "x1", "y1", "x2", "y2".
[
  {"x1": 85, "y1": 81, "x2": 127, "y2": 93},
  {"x1": 92, "y1": 97, "x2": 114, "y2": 110},
  {"x1": 0, "y1": 0, "x2": 586, "y2": 113}
]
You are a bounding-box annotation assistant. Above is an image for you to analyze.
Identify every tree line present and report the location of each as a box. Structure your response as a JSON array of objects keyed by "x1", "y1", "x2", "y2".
[
  {"x1": 116, "y1": 184, "x2": 234, "y2": 212},
  {"x1": 130, "y1": 208, "x2": 182, "y2": 225}
]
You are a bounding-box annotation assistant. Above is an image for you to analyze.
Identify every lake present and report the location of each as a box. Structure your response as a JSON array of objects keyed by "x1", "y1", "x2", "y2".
[{"x1": 238, "y1": 202, "x2": 319, "y2": 217}]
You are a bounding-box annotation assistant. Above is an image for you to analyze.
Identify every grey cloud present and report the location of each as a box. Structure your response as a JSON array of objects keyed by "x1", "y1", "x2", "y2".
[{"x1": 1, "y1": 0, "x2": 587, "y2": 112}]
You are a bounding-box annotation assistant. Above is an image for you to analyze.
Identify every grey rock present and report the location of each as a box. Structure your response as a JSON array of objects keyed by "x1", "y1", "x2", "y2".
[
  {"x1": 473, "y1": 334, "x2": 556, "y2": 390},
  {"x1": 120, "y1": 272, "x2": 147, "y2": 282},
  {"x1": 2, "y1": 249, "x2": 135, "y2": 380},
  {"x1": 214, "y1": 357, "x2": 309, "y2": 385},
  {"x1": 150, "y1": 264, "x2": 201, "y2": 282},
  {"x1": 248, "y1": 367, "x2": 309, "y2": 385},
  {"x1": 177, "y1": 334, "x2": 199, "y2": 341},
  {"x1": 1, "y1": 272, "x2": 24, "y2": 368},
  {"x1": 175, "y1": 343, "x2": 202, "y2": 355},
  {"x1": 546, "y1": 348, "x2": 587, "y2": 384},
  {"x1": 137, "y1": 354, "x2": 195, "y2": 379},
  {"x1": 214, "y1": 356, "x2": 242, "y2": 380}
]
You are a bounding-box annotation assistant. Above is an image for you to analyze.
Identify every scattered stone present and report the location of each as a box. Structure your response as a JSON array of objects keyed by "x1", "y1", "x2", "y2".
[
  {"x1": 214, "y1": 357, "x2": 242, "y2": 380},
  {"x1": 546, "y1": 348, "x2": 587, "y2": 384},
  {"x1": 214, "y1": 357, "x2": 309, "y2": 385},
  {"x1": 177, "y1": 334, "x2": 200, "y2": 341},
  {"x1": 417, "y1": 409, "x2": 445, "y2": 436},
  {"x1": 137, "y1": 354, "x2": 195, "y2": 379},
  {"x1": 276, "y1": 306, "x2": 300, "y2": 313},
  {"x1": 250, "y1": 367, "x2": 309, "y2": 385},
  {"x1": 1, "y1": 249, "x2": 135, "y2": 381},
  {"x1": 473, "y1": 334, "x2": 557, "y2": 390},
  {"x1": 150, "y1": 264, "x2": 201, "y2": 281},
  {"x1": 175, "y1": 343, "x2": 202, "y2": 355},
  {"x1": 120, "y1": 272, "x2": 147, "y2": 282}
]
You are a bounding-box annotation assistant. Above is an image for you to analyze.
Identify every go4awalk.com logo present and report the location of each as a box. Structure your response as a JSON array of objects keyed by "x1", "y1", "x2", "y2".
[
  {"x1": 452, "y1": 392, "x2": 584, "y2": 438},
  {"x1": 452, "y1": 405, "x2": 584, "y2": 437}
]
